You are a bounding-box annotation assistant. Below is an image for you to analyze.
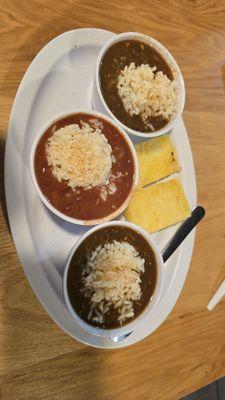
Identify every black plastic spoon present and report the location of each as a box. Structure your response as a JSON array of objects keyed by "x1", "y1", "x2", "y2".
[{"x1": 162, "y1": 205, "x2": 205, "y2": 263}]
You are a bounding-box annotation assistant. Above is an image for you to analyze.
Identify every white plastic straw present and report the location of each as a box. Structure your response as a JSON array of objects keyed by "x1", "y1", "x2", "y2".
[{"x1": 207, "y1": 279, "x2": 225, "y2": 311}]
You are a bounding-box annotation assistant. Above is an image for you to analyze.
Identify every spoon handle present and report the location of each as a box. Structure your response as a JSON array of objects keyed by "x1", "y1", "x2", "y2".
[{"x1": 162, "y1": 206, "x2": 205, "y2": 263}]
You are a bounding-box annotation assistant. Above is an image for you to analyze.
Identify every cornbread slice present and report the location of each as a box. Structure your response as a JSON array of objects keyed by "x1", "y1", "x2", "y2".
[
  {"x1": 124, "y1": 179, "x2": 190, "y2": 233},
  {"x1": 135, "y1": 136, "x2": 179, "y2": 188}
]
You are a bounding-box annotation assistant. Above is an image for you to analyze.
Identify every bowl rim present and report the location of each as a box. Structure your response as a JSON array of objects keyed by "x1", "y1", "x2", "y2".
[
  {"x1": 29, "y1": 109, "x2": 139, "y2": 226},
  {"x1": 95, "y1": 31, "x2": 185, "y2": 138},
  {"x1": 63, "y1": 220, "x2": 165, "y2": 338}
]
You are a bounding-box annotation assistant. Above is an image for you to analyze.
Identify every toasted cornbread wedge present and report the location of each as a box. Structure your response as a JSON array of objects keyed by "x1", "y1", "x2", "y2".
[
  {"x1": 124, "y1": 178, "x2": 190, "y2": 233},
  {"x1": 135, "y1": 136, "x2": 179, "y2": 188}
]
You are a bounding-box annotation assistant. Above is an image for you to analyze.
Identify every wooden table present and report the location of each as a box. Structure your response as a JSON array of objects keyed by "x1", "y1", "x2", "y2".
[{"x1": 0, "y1": 1, "x2": 225, "y2": 399}]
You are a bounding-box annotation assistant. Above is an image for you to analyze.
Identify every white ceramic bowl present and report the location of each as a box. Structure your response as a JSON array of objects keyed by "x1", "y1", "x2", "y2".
[
  {"x1": 30, "y1": 110, "x2": 138, "y2": 226},
  {"x1": 92, "y1": 32, "x2": 185, "y2": 138},
  {"x1": 63, "y1": 221, "x2": 165, "y2": 339}
]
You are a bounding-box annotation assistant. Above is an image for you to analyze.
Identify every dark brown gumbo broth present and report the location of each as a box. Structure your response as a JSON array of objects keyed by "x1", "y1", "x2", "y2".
[
  {"x1": 100, "y1": 39, "x2": 173, "y2": 133},
  {"x1": 67, "y1": 226, "x2": 157, "y2": 329},
  {"x1": 34, "y1": 113, "x2": 135, "y2": 221}
]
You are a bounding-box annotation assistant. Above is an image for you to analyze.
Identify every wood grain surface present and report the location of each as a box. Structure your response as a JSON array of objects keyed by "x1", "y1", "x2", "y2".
[{"x1": 0, "y1": 1, "x2": 225, "y2": 399}]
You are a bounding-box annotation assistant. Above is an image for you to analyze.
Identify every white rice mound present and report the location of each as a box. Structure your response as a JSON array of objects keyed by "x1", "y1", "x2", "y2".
[
  {"x1": 117, "y1": 62, "x2": 178, "y2": 128},
  {"x1": 82, "y1": 240, "x2": 145, "y2": 326},
  {"x1": 46, "y1": 122, "x2": 112, "y2": 189}
]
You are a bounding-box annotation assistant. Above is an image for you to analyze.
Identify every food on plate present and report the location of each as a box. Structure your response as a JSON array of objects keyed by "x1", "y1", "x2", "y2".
[
  {"x1": 34, "y1": 113, "x2": 136, "y2": 222},
  {"x1": 46, "y1": 123, "x2": 112, "y2": 189},
  {"x1": 66, "y1": 225, "x2": 157, "y2": 328},
  {"x1": 124, "y1": 179, "x2": 190, "y2": 232},
  {"x1": 135, "y1": 135, "x2": 179, "y2": 188},
  {"x1": 100, "y1": 39, "x2": 178, "y2": 133}
]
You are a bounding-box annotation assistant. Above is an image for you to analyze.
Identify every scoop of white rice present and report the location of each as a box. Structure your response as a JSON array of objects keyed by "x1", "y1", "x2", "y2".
[
  {"x1": 46, "y1": 122, "x2": 112, "y2": 189},
  {"x1": 82, "y1": 240, "x2": 145, "y2": 325},
  {"x1": 117, "y1": 63, "x2": 178, "y2": 128}
]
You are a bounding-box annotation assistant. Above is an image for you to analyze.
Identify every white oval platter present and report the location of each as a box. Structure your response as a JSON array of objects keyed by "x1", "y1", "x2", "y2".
[{"x1": 5, "y1": 28, "x2": 196, "y2": 348}]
